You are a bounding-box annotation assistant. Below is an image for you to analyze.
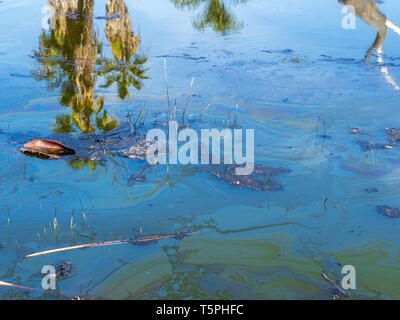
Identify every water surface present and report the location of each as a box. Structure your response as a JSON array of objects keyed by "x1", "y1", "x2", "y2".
[{"x1": 1, "y1": 0, "x2": 400, "y2": 299}]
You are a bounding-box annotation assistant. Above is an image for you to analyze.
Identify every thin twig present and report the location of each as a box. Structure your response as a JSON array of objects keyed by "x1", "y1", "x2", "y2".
[
  {"x1": 0, "y1": 280, "x2": 35, "y2": 291},
  {"x1": 25, "y1": 231, "x2": 206, "y2": 258},
  {"x1": 321, "y1": 273, "x2": 348, "y2": 297}
]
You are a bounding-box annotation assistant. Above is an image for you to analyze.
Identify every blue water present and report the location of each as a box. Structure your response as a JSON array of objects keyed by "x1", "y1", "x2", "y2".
[{"x1": 1, "y1": 0, "x2": 400, "y2": 299}]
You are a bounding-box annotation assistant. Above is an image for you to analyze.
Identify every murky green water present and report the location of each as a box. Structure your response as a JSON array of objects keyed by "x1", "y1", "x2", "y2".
[{"x1": 1, "y1": 0, "x2": 400, "y2": 299}]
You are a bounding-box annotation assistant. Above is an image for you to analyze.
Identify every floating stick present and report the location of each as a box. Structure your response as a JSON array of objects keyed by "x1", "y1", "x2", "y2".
[
  {"x1": 0, "y1": 281, "x2": 35, "y2": 291},
  {"x1": 25, "y1": 240, "x2": 130, "y2": 258},
  {"x1": 25, "y1": 231, "x2": 205, "y2": 258},
  {"x1": 321, "y1": 273, "x2": 348, "y2": 297}
]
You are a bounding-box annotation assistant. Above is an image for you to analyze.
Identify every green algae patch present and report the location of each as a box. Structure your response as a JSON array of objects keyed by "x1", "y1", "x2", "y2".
[
  {"x1": 89, "y1": 252, "x2": 173, "y2": 299},
  {"x1": 332, "y1": 241, "x2": 400, "y2": 299},
  {"x1": 178, "y1": 234, "x2": 325, "y2": 298}
]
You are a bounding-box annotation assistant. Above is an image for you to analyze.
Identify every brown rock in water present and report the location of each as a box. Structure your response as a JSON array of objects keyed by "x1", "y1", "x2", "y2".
[
  {"x1": 376, "y1": 205, "x2": 400, "y2": 218},
  {"x1": 23, "y1": 139, "x2": 75, "y2": 155},
  {"x1": 20, "y1": 139, "x2": 75, "y2": 160}
]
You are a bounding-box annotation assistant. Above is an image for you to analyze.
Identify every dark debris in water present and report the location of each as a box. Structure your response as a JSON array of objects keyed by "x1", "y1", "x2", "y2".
[
  {"x1": 55, "y1": 261, "x2": 75, "y2": 279},
  {"x1": 17, "y1": 124, "x2": 292, "y2": 192},
  {"x1": 196, "y1": 164, "x2": 291, "y2": 191},
  {"x1": 376, "y1": 205, "x2": 400, "y2": 218},
  {"x1": 385, "y1": 128, "x2": 400, "y2": 146},
  {"x1": 364, "y1": 187, "x2": 378, "y2": 193},
  {"x1": 355, "y1": 128, "x2": 400, "y2": 151}
]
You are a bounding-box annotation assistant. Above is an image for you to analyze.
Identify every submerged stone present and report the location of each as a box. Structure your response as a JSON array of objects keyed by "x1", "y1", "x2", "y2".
[
  {"x1": 376, "y1": 205, "x2": 400, "y2": 218},
  {"x1": 20, "y1": 139, "x2": 75, "y2": 160}
]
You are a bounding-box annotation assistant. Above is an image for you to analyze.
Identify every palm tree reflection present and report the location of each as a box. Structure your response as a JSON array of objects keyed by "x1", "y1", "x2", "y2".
[
  {"x1": 32, "y1": 0, "x2": 149, "y2": 136},
  {"x1": 100, "y1": 0, "x2": 149, "y2": 100},
  {"x1": 172, "y1": 0, "x2": 247, "y2": 35}
]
